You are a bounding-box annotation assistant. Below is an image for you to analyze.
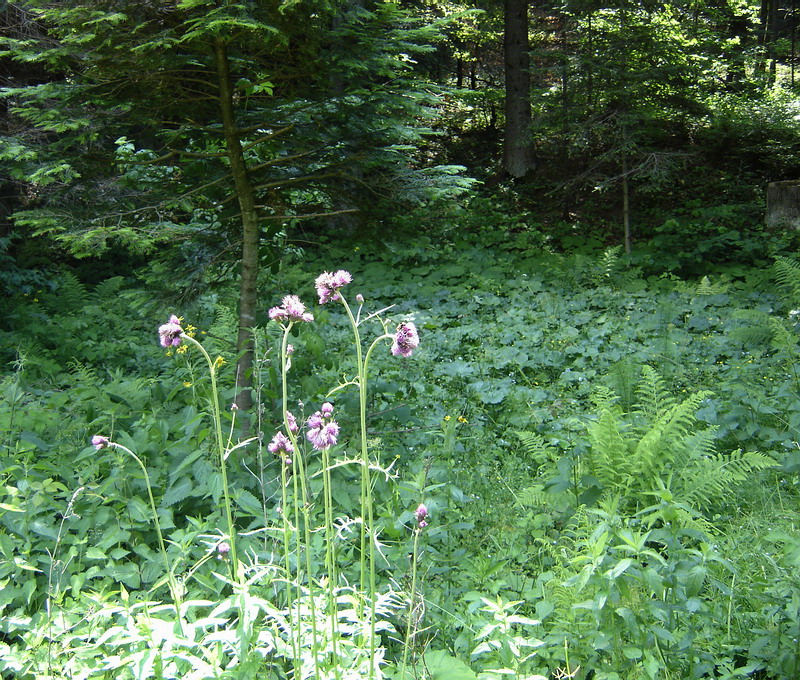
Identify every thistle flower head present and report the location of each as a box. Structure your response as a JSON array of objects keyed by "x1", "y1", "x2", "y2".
[
  {"x1": 91, "y1": 435, "x2": 110, "y2": 450},
  {"x1": 268, "y1": 431, "x2": 294, "y2": 456},
  {"x1": 415, "y1": 503, "x2": 429, "y2": 528},
  {"x1": 306, "y1": 404, "x2": 340, "y2": 451},
  {"x1": 315, "y1": 270, "x2": 352, "y2": 305},
  {"x1": 158, "y1": 315, "x2": 183, "y2": 347},
  {"x1": 391, "y1": 322, "x2": 420, "y2": 358},
  {"x1": 269, "y1": 295, "x2": 314, "y2": 324}
]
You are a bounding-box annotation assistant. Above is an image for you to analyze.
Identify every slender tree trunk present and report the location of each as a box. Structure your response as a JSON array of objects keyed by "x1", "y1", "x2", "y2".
[
  {"x1": 214, "y1": 38, "x2": 260, "y2": 414},
  {"x1": 503, "y1": 0, "x2": 534, "y2": 178},
  {"x1": 622, "y1": 152, "x2": 631, "y2": 254}
]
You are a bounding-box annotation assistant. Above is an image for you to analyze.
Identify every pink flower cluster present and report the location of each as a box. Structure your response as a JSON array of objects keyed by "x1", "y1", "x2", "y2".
[
  {"x1": 91, "y1": 435, "x2": 110, "y2": 450},
  {"x1": 306, "y1": 402, "x2": 339, "y2": 451},
  {"x1": 268, "y1": 431, "x2": 294, "y2": 464},
  {"x1": 392, "y1": 322, "x2": 420, "y2": 358},
  {"x1": 158, "y1": 315, "x2": 183, "y2": 347},
  {"x1": 415, "y1": 503, "x2": 429, "y2": 529},
  {"x1": 315, "y1": 270, "x2": 352, "y2": 305},
  {"x1": 286, "y1": 411, "x2": 299, "y2": 434},
  {"x1": 269, "y1": 295, "x2": 314, "y2": 324}
]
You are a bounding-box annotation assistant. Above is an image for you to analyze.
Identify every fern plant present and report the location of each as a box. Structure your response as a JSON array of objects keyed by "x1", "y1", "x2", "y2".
[
  {"x1": 773, "y1": 255, "x2": 800, "y2": 306},
  {"x1": 518, "y1": 367, "x2": 775, "y2": 524},
  {"x1": 584, "y1": 366, "x2": 775, "y2": 520}
]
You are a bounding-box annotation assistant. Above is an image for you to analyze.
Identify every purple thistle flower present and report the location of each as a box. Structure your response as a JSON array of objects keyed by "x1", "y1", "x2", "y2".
[
  {"x1": 391, "y1": 322, "x2": 420, "y2": 358},
  {"x1": 269, "y1": 306, "x2": 288, "y2": 321},
  {"x1": 158, "y1": 315, "x2": 183, "y2": 347},
  {"x1": 282, "y1": 295, "x2": 306, "y2": 319},
  {"x1": 286, "y1": 411, "x2": 299, "y2": 434},
  {"x1": 268, "y1": 431, "x2": 294, "y2": 455},
  {"x1": 91, "y1": 435, "x2": 110, "y2": 450},
  {"x1": 331, "y1": 270, "x2": 352, "y2": 288},
  {"x1": 415, "y1": 503, "x2": 429, "y2": 528},
  {"x1": 216, "y1": 541, "x2": 231, "y2": 559},
  {"x1": 306, "y1": 404, "x2": 340, "y2": 451},
  {"x1": 269, "y1": 295, "x2": 314, "y2": 324},
  {"x1": 315, "y1": 270, "x2": 352, "y2": 305},
  {"x1": 307, "y1": 411, "x2": 323, "y2": 430}
]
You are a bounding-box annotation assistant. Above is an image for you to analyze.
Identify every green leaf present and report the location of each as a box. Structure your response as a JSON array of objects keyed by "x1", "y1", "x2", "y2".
[
  {"x1": 85, "y1": 546, "x2": 107, "y2": 560},
  {"x1": 422, "y1": 650, "x2": 477, "y2": 680},
  {"x1": 234, "y1": 488, "x2": 263, "y2": 517},
  {"x1": 162, "y1": 477, "x2": 193, "y2": 507}
]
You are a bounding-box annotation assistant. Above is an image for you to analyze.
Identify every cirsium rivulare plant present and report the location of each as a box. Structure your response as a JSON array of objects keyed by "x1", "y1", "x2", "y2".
[
  {"x1": 118, "y1": 272, "x2": 422, "y2": 677},
  {"x1": 266, "y1": 270, "x2": 421, "y2": 678}
]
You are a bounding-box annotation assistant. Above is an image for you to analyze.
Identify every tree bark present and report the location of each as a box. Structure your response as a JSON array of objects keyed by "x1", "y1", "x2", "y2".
[
  {"x1": 214, "y1": 38, "x2": 260, "y2": 414},
  {"x1": 503, "y1": 0, "x2": 534, "y2": 178}
]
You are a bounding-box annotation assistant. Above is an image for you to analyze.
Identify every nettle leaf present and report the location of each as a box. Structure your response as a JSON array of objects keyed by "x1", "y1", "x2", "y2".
[
  {"x1": 162, "y1": 477, "x2": 193, "y2": 507},
  {"x1": 233, "y1": 488, "x2": 263, "y2": 517}
]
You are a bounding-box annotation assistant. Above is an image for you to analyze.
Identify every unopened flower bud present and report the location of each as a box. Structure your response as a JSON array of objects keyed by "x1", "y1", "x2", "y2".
[{"x1": 415, "y1": 503, "x2": 429, "y2": 529}]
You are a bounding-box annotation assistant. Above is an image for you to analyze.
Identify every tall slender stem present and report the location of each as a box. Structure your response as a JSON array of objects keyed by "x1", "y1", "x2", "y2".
[
  {"x1": 182, "y1": 335, "x2": 240, "y2": 580},
  {"x1": 339, "y1": 299, "x2": 392, "y2": 679},
  {"x1": 401, "y1": 528, "x2": 421, "y2": 678},
  {"x1": 110, "y1": 442, "x2": 183, "y2": 622},
  {"x1": 279, "y1": 325, "x2": 320, "y2": 677}
]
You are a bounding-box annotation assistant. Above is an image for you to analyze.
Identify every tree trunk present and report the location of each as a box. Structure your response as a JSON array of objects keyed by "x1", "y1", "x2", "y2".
[
  {"x1": 622, "y1": 153, "x2": 631, "y2": 254},
  {"x1": 503, "y1": 0, "x2": 534, "y2": 178},
  {"x1": 767, "y1": 180, "x2": 800, "y2": 230},
  {"x1": 214, "y1": 38, "x2": 260, "y2": 414}
]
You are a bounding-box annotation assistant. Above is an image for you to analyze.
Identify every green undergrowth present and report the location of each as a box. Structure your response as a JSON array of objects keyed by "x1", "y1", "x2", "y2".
[{"x1": 2, "y1": 234, "x2": 800, "y2": 679}]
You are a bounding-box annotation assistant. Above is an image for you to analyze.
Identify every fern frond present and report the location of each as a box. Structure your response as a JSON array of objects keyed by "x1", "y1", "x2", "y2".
[
  {"x1": 629, "y1": 391, "x2": 711, "y2": 494},
  {"x1": 671, "y1": 427, "x2": 718, "y2": 474},
  {"x1": 600, "y1": 246, "x2": 623, "y2": 280},
  {"x1": 728, "y1": 309, "x2": 775, "y2": 347},
  {"x1": 773, "y1": 256, "x2": 800, "y2": 305},
  {"x1": 695, "y1": 275, "x2": 728, "y2": 296},
  {"x1": 681, "y1": 450, "x2": 777, "y2": 512},
  {"x1": 768, "y1": 317, "x2": 799, "y2": 353},
  {"x1": 67, "y1": 359, "x2": 98, "y2": 385},
  {"x1": 51, "y1": 271, "x2": 87, "y2": 313},
  {"x1": 587, "y1": 410, "x2": 633, "y2": 491},
  {"x1": 633, "y1": 365, "x2": 675, "y2": 424},
  {"x1": 516, "y1": 484, "x2": 549, "y2": 508},
  {"x1": 605, "y1": 359, "x2": 640, "y2": 412},
  {"x1": 91, "y1": 275, "x2": 125, "y2": 300},
  {"x1": 516, "y1": 431, "x2": 557, "y2": 468},
  {"x1": 589, "y1": 385, "x2": 619, "y2": 412}
]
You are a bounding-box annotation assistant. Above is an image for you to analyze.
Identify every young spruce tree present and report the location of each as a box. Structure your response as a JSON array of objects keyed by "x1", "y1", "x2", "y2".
[{"x1": 1, "y1": 0, "x2": 469, "y2": 410}]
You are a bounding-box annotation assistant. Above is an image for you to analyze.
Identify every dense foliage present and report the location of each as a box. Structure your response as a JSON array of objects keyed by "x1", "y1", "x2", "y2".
[
  {"x1": 3, "y1": 0, "x2": 800, "y2": 677},
  {"x1": 2, "y1": 231, "x2": 800, "y2": 678}
]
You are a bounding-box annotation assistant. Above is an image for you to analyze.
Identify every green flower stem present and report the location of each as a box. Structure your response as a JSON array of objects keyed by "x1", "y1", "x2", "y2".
[
  {"x1": 110, "y1": 443, "x2": 181, "y2": 611},
  {"x1": 340, "y1": 298, "x2": 391, "y2": 679},
  {"x1": 280, "y1": 326, "x2": 320, "y2": 677},
  {"x1": 181, "y1": 334, "x2": 240, "y2": 581},
  {"x1": 401, "y1": 527, "x2": 422, "y2": 679},
  {"x1": 321, "y1": 444, "x2": 341, "y2": 680},
  {"x1": 279, "y1": 326, "x2": 301, "y2": 665}
]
